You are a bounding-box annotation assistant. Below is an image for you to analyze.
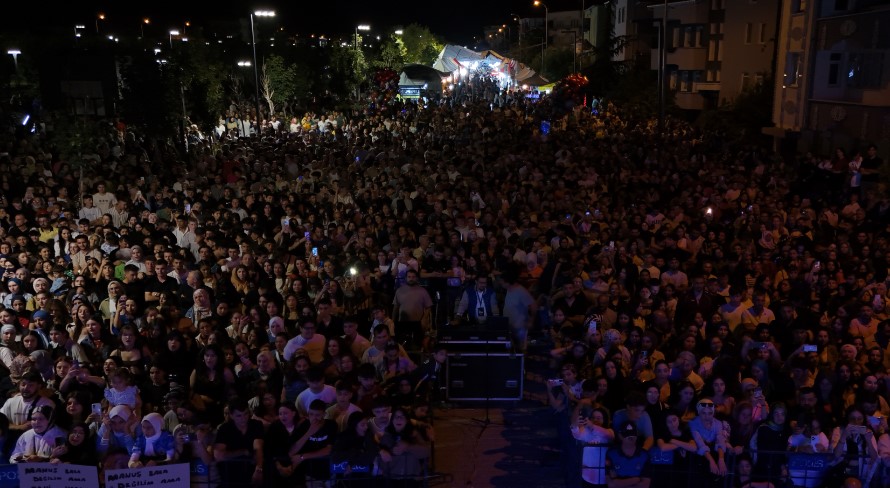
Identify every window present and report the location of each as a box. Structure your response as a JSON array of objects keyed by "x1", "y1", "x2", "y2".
[
  {"x1": 828, "y1": 52, "x2": 842, "y2": 86},
  {"x1": 784, "y1": 52, "x2": 802, "y2": 87},
  {"x1": 709, "y1": 39, "x2": 723, "y2": 61},
  {"x1": 848, "y1": 52, "x2": 885, "y2": 89},
  {"x1": 758, "y1": 23, "x2": 767, "y2": 44},
  {"x1": 744, "y1": 23, "x2": 753, "y2": 44},
  {"x1": 683, "y1": 26, "x2": 701, "y2": 47}
]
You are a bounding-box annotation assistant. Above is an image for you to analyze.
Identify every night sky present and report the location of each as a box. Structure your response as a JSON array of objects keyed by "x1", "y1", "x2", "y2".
[{"x1": 4, "y1": 0, "x2": 587, "y2": 45}]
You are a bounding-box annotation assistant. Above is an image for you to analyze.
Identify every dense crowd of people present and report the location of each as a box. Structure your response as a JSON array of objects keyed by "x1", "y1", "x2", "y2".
[{"x1": 0, "y1": 82, "x2": 886, "y2": 488}]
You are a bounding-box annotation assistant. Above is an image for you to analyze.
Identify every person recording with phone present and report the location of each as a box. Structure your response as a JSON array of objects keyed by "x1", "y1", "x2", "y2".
[{"x1": 830, "y1": 406, "x2": 879, "y2": 484}]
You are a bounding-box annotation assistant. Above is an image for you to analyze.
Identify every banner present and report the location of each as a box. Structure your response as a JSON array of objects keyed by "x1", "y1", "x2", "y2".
[
  {"x1": 0, "y1": 465, "x2": 17, "y2": 488},
  {"x1": 105, "y1": 464, "x2": 189, "y2": 488},
  {"x1": 17, "y1": 463, "x2": 98, "y2": 488}
]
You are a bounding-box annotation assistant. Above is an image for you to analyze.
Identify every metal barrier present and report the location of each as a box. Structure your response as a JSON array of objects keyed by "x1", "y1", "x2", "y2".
[{"x1": 572, "y1": 445, "x2": 879, "y2": 488}]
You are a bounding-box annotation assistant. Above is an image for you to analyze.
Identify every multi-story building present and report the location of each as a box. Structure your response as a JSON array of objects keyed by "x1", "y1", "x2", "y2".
[
  {"x1": 768, "y1": 0, "x2": 890, "y2": 155},
  {"x1": 650, "y1": 0, "x2": 779, "y2": 110}
]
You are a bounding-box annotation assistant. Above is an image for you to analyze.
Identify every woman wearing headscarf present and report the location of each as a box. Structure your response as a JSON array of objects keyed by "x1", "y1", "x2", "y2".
[
  {"x1": 129, "y1": 412, "x2": 175, "y2": 467},
  {"x1": 0, "y1": 323, "x2": 21, "y2": 368},
  {"x1": 96, "y1": 404, "x2": 136, "y2": 458},
  {"x1": 9, "y1": 405, "x2": 67, "y2": 463},
  {"x1": 749, "y1": 402, "x2": 791, "y2": 483},
  {"x1": 28, "y1": 350, "x2": 55, "y2": 383}
]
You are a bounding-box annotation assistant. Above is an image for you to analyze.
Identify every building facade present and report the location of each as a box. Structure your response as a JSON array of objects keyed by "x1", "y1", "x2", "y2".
[
  {"x1": 769, "y1": 0, "x2": 890, "y2": 155},
  {"x1": 650, "y1": 0, "x2": 779, "y2": 110}
]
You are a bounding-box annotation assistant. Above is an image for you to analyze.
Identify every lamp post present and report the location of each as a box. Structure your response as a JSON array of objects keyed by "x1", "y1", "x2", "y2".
[
  {"x1": 355, "y1": 24, "x2": 370, "y2": 99},
  {"x1": 7, "y1": 50, "x2": 21, "y2": 70},
  {"x1": 96, "y1": 13, "x2": 105, "y2": 34},
  {"x1": 251, "y1": 10, "x2": 276, "y2": 130},
  {"x1": 141, "y1": 18, "x2": 150, "y2": 39},
  {"x1": 533, "y1": 1, "x2": 548, "y2": 74},
  {"x1": 169, "y1": 30, "x2": 179, "y2": 49},
  {"x1": 658, "y1": 0, "x2": 668, "y2": 138}
]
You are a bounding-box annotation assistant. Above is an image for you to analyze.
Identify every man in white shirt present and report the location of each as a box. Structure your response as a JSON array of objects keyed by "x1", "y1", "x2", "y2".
[
  {"x1": 78, "y1": 195, "x2": 102, "y2": 225},
  {"x1": 0, "y1": 372, "x2": 55, "y2": 436},
  {"x1": 92, "y1": 183, "x2": 117, "y2": 215},
  {"x1": 294, "y1": 367, "x2": 337, "y2": 417}
]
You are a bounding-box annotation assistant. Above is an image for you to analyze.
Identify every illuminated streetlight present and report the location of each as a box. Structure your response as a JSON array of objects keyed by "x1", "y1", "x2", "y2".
[
  {"x1": 141, "y1": 18, "x2": 150, "y2": 38},
  {"x1": 394, "y1": 29, "x2": 403, "y2": 35},
  {"x1": 169, "y1": 30, "x2": 180, "y2": 48},
  {"x1": 533, "y1": 1, "x2": 548, "y2": 73},
  {"x1": 96, "y1": 13, "x2": 106, "y2": 34},
  {"x1": 251, "y1": 9, "x2": 277, "y2": 124},
  {"x1": 237, "y1": 61, "x2": 252, "y2": 67},
  {"x1": 8, "y1": 49, "x2": 21, "y2": 70},
  {"x1": 354, "y1": 25, "x2": 371, "y2": 99}
]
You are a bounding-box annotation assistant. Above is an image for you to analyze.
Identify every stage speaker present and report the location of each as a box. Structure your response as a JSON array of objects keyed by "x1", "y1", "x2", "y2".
[{"x1": 446, "y1": 353, "x2": 523, "y2": 401}]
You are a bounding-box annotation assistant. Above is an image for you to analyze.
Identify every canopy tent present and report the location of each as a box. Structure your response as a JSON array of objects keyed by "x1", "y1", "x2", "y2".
[
  {"x1": 431, "y1": 45, "x2": 484, "y2": 73},
  {"x1": 432, "y1": 44, "x2": 547, "y2": 88},
  {"x1": 517, "y1": 74, "x2": 551, "y2": 87},
  {"x1": 398, "y1": 64, "x2": 451, "y2": 88}
]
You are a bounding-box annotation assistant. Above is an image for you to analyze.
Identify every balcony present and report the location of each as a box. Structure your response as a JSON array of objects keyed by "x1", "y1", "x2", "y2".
[
  {"x1": 651, "y1": 47, "x2": 707, "y2": 70},
  {"x1": 694, "y1": 81, "x2": 721, "y2": 92}
]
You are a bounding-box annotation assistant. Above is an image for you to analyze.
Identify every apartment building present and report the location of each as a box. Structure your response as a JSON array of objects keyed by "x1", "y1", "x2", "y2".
[{"x1": 769, "y1": 0, "x2": 890, "y2": 154}]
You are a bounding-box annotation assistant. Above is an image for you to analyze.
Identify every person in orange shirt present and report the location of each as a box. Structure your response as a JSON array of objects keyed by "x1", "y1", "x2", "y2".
[{"x1": 848, "y1": 305, "x2": 879, "y2": 347}]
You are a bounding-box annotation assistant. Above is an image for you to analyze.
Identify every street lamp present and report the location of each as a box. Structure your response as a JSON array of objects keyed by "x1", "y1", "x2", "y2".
[
  {"x1": 141, "y1": 18, "x2": 150, "y2": 38},
  {"x1": 394, "y1": 29, "x2": 403, "y2": 35},
  {"x1": 169, "y1": 30, "x2": 180, "y2": 49},
  {"x1": 7, "y1": 50, "x2": 21, "y2": 70},
  {"x1": 355, "y1": 24, "x2": 371, "y2": 99},
  {"x1": 237, "y1": 61, "x2": 252, "y2": 67},
  {"x1": 533, "y1": 1, "x2": 548, "y2": 73},
  {"x1": 533, "y1": 1, "x2": 548, "y2": 48},
  {"x1": 251, "y1": 10, "x2": 276, "y2": 129},
  {"x1": 509, "y1": 13, "x2": 522, "y2": 62},
  {"x1": 96, "y1": 13, "x2": 106, "y2": 34}
]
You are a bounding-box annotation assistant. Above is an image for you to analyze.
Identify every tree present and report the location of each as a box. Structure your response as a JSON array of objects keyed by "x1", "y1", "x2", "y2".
[
  {"x1": 260, "y1": 54, "x2": 301, "y2": 119},
  {"x1": 400, "y1": 24, "x2": 444, "y2": 65},
  {"x1": 330, "y1": 39, "x2": 368, "y2": 99},
  {"x1": 528, "y1": 46, "x2": 575, "y2": 81},
  {"x1": 373, "y1": 35, "x2": 406, "y2": 70}
]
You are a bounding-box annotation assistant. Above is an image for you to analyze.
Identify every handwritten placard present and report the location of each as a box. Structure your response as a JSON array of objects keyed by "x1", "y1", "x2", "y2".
[
  {"x1": 18, "y1": 463, "x2": 98, "y2": 488},
  {"x1": 105, "y1": 464, "x2": 189, "y2": 488}
]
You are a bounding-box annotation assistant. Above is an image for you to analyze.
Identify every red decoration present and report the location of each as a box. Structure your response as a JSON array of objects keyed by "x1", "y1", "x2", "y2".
[{"x1": 553, "y1": 73, "x2": 589, "y2": 106}]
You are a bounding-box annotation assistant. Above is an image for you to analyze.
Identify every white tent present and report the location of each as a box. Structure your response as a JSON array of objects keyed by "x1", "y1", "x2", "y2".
[
  {"x1": 432, "y1": 44, "x2": 547, "y2": 86},
  {"x1": 431, "y1": 45, "x2": 483, "y2": 73}
]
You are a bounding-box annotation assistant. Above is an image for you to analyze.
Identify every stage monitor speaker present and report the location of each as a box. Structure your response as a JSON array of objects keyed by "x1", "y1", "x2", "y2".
[{"x1": 446, "y1": 353, "x2": 523, "y2": 401}]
